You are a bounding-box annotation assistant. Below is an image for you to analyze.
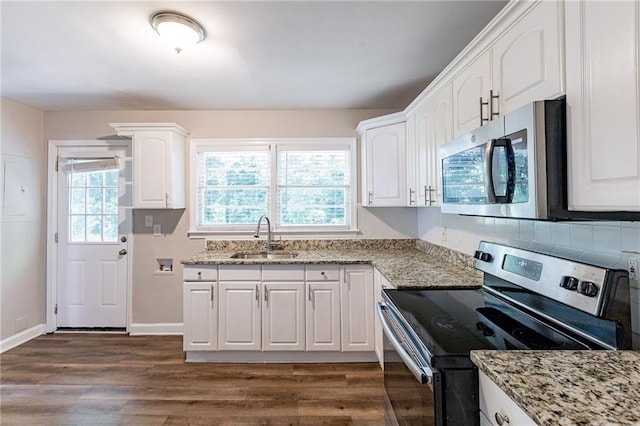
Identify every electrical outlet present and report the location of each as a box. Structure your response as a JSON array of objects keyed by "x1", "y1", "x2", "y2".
[
  {"x1": 441, "y1": 226, "x2": 448, "y2": 242},
  {"x1": 144, "y1": 215, "x2": 153, "y2": 227},
  {"x1": 629, "y1": 258, "x2": 639, "y2": 281},
  {"x1": 153, "y1": 224, "x2": 161, "y2": 236}
]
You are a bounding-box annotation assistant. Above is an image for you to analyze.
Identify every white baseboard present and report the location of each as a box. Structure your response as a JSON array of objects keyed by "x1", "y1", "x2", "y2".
[
  {"x1": 129, "y1": 323, "x2": 183, "y2": 335},
  {"x1": 0, "y1": 324, "x2": 45, "y2": 353}
]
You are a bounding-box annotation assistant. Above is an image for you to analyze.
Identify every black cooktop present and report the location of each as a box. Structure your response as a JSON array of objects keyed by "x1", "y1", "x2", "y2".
[{"x1": 382, "y1": 286, "x2": 602, "y2": 369}]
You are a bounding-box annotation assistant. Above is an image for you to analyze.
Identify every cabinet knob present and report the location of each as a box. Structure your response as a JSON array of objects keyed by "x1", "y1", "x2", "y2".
[{"x1": 494, "y1": 412, "x2": 510, "y2": 426}]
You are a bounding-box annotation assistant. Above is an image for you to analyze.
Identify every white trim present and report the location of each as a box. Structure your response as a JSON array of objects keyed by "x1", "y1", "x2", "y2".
[
  {"x1": 129, "y1": 323, "x2": 183, "y2": 335},
  {"x1": 355, "y1": 111, "x2": 406, "y2": 134},
  {"x1": 46, "y1": 140, "x2": 132, "y2": 334},
  {"x1": 0, "y1": 324, "x2": 45, "y2": 353},
  {"x1": 185, "y1": 350, "x2": 377, "y2": 363}
]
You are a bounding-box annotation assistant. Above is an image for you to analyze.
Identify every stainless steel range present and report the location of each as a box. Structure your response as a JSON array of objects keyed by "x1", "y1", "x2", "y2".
[{"x1": 377, "y1": 241, "x2": 634, "y2": 426}]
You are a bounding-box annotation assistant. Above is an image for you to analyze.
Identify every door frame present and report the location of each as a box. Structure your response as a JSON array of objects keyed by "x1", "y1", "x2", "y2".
[{"x1": 46, "y1": 140, "x2": 133, "y2": 333}]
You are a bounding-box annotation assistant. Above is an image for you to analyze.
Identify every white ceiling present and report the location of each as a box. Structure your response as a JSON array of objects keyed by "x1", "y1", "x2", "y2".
[{"x1": 1, "y1": 1, "x2": 507, "y2": 111}]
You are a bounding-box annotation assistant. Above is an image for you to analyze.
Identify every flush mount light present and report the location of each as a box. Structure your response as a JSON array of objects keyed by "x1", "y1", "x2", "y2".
[{"x1": 151, "y1": 11, "x2": 206, "y2": 54}]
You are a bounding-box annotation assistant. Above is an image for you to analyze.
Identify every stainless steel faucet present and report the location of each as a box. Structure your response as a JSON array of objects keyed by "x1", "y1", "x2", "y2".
[{"x1": 254, "y1": 215, "x2": 275, "y2": 252}]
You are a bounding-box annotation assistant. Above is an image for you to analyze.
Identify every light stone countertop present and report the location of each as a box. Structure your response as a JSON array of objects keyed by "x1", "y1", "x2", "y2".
[
  {"x1": 471, "y1": 350, "x2": 640, "y2": 426},
  {"x1": 181, "y1": 240, "x2": 482, "y2": 289}
]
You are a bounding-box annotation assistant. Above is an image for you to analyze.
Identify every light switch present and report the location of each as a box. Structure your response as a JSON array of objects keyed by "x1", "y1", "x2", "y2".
[
  {"x1": 144, "y1": 215, "x2": 153, "y2": 227},
  {"x1": 153, "y1": 224, "x2": 161, "y2": 236}
]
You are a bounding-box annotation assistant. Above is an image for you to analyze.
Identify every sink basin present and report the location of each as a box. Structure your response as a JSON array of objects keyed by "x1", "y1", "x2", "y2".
[{"x1": 230, "y1": 252, "x2": 298, "y2": 260}]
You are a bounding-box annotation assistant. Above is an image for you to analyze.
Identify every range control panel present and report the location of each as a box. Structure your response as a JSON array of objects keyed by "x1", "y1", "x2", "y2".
[{"x1": 474, "y1": 242, "x2": 609, "y2": 317}]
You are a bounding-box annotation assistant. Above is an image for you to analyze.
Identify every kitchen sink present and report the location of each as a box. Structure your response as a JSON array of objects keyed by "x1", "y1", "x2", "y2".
[{"x1": 230, "y1": 252, "x2": 299, "y2": 260}]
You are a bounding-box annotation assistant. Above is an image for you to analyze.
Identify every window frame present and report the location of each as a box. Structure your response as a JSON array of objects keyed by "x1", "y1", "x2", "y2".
[{"x1": 189, "y1": 138, "x2": 358, "y2": 239}]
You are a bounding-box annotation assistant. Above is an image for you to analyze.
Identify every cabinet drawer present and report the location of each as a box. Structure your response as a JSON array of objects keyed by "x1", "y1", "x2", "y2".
[
  {"x1": 183, "y1": 265, "x2": 218, "y2": 281},
  {"x1": 262, "y1": 265, "x2": 305, "y2": 281},
  {"x1": 305, "y1": 265, "x2": 340, "y2": 281},
  {"x1": 479, "y1": 371, "x2": 535, "y2": 426},
  {"x1": 219, "y1": 265, "x2": 262, "y2": 281}
]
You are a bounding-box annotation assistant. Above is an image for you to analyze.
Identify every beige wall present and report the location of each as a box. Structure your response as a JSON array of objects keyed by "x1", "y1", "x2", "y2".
[
  {"x1": 1, "y1": 98, "x2": 45, "y2": 340},
  {"x1": 44, "y1": 109, "x2": 417, "y2": 325}
]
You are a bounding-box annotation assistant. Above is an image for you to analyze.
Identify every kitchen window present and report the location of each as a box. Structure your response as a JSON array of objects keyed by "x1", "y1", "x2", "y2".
[{"x1": 190, "y1": 138, "x2": 357, "y2": 237}]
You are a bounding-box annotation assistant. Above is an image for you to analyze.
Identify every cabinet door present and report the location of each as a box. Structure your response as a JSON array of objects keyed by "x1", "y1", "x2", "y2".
[
  {"x1": 218, "y1": 282, "x2": 261, "y2": 351},
  {"x1": 183, "y1": 283, "x2": 217, "y2": 351},
  {"x1": 428, "y1": 82, "x2": 454, "y2": 206},
  {"x1": 365, "y1": 122, "x2": 408, "y2": 206},
  {"x1": 341, "y1": 266, "x2": 374, "y2": 351},
  {"x1": 306, "y1": 282, "x2": 341, "y2": 351},
  {"x1": 262, "y1": 283, "x2": 305, "y2": 351},
  {"x1": 133, "y1": 131, "x2": 170, "y2": 208},
  {"x1": 566, "y1": 1, "x2": 640, "y2": 211},
  {"x1": 453, "y1": 50, "x2": 492, "y2": 137},
  {"x1": 492, "y1": 0, "x2": 563, "y2": 116},
  {"x1": 479, "y1": 371, "x2": 536, "y2": 426},
  {"x1": 405, "y1": 112, "x2": 418, "y2": 206},
  {"x1": 413, "y1": 101, "x2": 430, "y2": 206}
]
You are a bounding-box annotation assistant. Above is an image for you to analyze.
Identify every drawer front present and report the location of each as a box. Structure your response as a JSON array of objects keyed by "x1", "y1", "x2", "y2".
[
  {"x1": 219, "y1": 265, "x2": 262, "y2": 281},
  {"x1": 478, "y1": 371, "x2": 536, "y2": 426},
  {"x1": 262, "y1": 265, "x2": 305, "y2": 281},
  {"x1": 183, "y1": 265, "x2": 218, "y2": 281},
  {"x1": 305, "y1": 264, "x2": 340, "y2": 281}
]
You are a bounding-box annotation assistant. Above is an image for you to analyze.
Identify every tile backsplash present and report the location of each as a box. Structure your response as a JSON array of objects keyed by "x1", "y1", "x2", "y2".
[{"x1": 417, "y1": 208, "x2": 640, "y2": 336}]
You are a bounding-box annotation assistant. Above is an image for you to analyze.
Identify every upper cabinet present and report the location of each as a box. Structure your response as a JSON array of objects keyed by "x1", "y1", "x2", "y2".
[
  {"x1": 452, "y1": 0, "x2": 564, "y2": 138},
  {"x1": 453, "y1": 50, "x2": 493, "y2": 137},
  {"x1": 358, "y1": 114, "x2": 409, "y2": 207},
  {"x1": 492, "y1": 0, "x2": 564, "y2": 117},
  {"x1": 427, "y1": 82, "x2": 454, "y2": 206},
  {"x1": 109, "y1": 123, "x2": 189, "y2": 209},
  {"x1": 565, "y1": 1, "x2": 640, "y2": 211}
]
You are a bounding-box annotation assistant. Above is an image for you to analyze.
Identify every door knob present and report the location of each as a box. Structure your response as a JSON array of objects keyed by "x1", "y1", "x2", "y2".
[{"x1": 119, "y1": 249, "x2": 127, "y2": 256}]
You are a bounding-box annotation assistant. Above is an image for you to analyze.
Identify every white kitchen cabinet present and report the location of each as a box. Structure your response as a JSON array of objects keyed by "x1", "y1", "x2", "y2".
[
  {"x1": 362, "y1": 120, "x2": 408, "y2": 207},
  {"x1": 427, "y1": 82, "x2": 454, "y2": 206},
  {"x1": 262, "y1": 282, "x2": 305, "y2": 351},
  {"x1": 453, "y1": 50, "x2": 493, "y2": 138},
  {"x1": 109, "y1": 123, "x2": 189, "y2": 209},
  {"x1": 341, "y1": 265, "x2": 374, "y2": 351},
  {"x1": 565, "y1": 1, "x2": 640, "y2": 211},
  {"x1": 306, "y1": 281, "x2": 341, "y2": 351},
  {"x1": 218, "y1": 281, "x2": 261, "y2": 351},
  {"x1": 183, "y1": 282, "x2": 217, "y2": 351},
  {"x1": 373, "y1": 268, "x2": 384, "y2": 368},
  {"x1": 491, "y1": 0, "x2": 563, "y2": 116},
  {"x1": 479, "y1": 370, "x2": 536, "y2": 426}
]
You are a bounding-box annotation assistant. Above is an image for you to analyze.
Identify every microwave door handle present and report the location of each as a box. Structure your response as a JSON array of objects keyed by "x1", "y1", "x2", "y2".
[
  {"x1": 485, "y1": 138, "x2": 514, "y2": 204},
  {"x1": 484, "y1": 139, "x2": 497, "y2": 203}
]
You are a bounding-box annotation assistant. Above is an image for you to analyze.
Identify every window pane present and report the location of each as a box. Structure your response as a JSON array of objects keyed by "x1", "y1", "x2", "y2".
[
  {"x1": 103, "y1": 215, "x2": 118, "y2": 241},
  {"x1": 87, "y1": 188, "x2": 103, "y2": 214},
  {"x1": 86, "y1": 215, "x2": 102, "y2": 242},
  {"x1": 87, "y1": 171, "x2": 103, "y2": 187},
  {"x1": 104, "y1": 188, "x2": 118, "y2": 214},
  {"x1": 104, "y1": 170, "x2": 118, "y2": 187},
  {"x1": 70, "y1": 215, "x2": 85, "y2": 242},
  {"x1": 71, "y1": 172, "x2": 86, "y2": 187},
  {"x1": 70, "y1": 188, "x2": 86, "y2": 214},
  {"x1": 280, "y1": 207, "x2": 346, "y2": 225},
  {"x1": 277, "y1": 151, "x2": 349, "y2": 185},
  {"x1": 202, "y1": 152, "x2": 270, "y2": 186},
  {"x1": 203, "y1": 207, "x2": 267, "y2": 225}
]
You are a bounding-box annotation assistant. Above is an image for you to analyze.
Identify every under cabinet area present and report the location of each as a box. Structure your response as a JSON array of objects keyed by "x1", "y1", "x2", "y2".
[
  {"x1": 479, "y1": 371, "x2": 535, "y2": 426},
  {"x1": 182, "y1": 263, "x2": 375, "y2": 362}
]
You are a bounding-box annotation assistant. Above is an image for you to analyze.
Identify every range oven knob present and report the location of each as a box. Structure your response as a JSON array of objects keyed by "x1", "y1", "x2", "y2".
[
  {"x1": 560, "y1": 276, "x2": 579, "y2": 291},
  {"x1": 474, "y1": 250, "x2": 493, "y2": 263},
  {"x1": 577, "y1": 281, "x2": 599, "y2": 297}
]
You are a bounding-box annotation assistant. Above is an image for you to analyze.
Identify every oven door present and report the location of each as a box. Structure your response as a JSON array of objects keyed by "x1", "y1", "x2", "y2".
[{"x1": 377, "y1": 301, "x2": 436, "y2": 426}]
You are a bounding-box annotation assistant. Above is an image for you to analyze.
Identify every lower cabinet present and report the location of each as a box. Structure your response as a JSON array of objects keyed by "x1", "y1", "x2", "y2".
[
  {"x1": 184, "y1": 263, "x2": 374, "y2": 357},
  {"x1": 183, "y1": 282, "x2": 217, "y2": 351},
  {"x1": 342, "y1": 265, "x2": 374, "y2": 351},
  {"x1": 479, "y1": 370, "x2": 535, "y2": 426}
]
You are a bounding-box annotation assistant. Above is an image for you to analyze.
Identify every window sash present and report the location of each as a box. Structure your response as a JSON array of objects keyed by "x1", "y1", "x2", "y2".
[{"x1": 190, "y1": 139, "x2": 356, "y2": 235}]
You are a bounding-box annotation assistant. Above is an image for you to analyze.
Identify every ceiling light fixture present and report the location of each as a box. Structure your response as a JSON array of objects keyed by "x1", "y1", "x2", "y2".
[{"x1": 151, "y1": 11, "x2": 206, "y2": 54}]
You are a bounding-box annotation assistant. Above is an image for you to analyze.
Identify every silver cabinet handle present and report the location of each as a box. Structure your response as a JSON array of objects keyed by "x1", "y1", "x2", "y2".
[
  {"x1": 210, "y1": 285, "x2": 214, "y2": 308},
  {"x1": 494, "y1": 412, "x2": 510, "y2": 426},
  {"x1": 118, "y1": 249, "x2": 127, "y2": 256},
  {"x1": 165, "y1": 193, "x2": 169, "y2": 208},
  {"x1": 409, "y1": 188, "x2": 415, "y2": 205},
  {"x1": 368, "y1": 191, "x2": 373, "y2": 205},
  {"x1": 255, "y1": 285, "x2": 259, "y2": 302},
  {"x1": 489, "y1": 89, "x2": 500, "y2": 120},
  {"x1": 480, "y1": 96, "x2": 489, "y2": 126}
]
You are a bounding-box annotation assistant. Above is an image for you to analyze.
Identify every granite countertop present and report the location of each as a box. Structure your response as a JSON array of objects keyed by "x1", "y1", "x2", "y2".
[
  {"x1": 181, "y1": 240, "x2": 482, "y2": 290},
  {"x1": 471, "y1": 350, "x2": 640, "y2": 426}
]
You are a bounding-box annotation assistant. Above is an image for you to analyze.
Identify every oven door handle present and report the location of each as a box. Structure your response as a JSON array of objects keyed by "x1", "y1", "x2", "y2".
[{"x1": 377, "y1": 302, "x2": 433, "y2": 385}]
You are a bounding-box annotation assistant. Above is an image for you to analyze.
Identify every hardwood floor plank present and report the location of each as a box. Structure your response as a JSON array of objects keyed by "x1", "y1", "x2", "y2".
[{"x1": 0, "y1": 334, "x2": 385, "y2": 425}]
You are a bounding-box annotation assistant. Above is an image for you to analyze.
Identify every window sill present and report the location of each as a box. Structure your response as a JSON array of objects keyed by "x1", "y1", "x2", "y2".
[{"x1": 188, "y1": 228, "x2": 362, "y2": 240}]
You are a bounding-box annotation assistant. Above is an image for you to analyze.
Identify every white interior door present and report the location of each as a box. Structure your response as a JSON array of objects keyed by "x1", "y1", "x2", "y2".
[{"x1": 56, "y1": 146, "x2": 131, "y2": 328}]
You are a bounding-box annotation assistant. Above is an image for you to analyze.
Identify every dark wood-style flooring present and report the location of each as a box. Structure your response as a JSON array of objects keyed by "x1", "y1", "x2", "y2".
[{"x1": 0, "y1": 334, "x2": 385, "y2": 425}]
